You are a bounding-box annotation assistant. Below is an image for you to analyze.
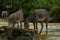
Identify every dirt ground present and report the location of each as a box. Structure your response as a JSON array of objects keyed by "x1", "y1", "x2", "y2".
[{"x1": 0, "y1": 19, "x2": 60, "y2": 40}]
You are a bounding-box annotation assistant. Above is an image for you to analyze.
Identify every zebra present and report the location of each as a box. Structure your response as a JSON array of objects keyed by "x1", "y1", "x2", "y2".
[
  {"x1": 24, "y1": 9, "x2": 49, "y2": 35},
  {"x1": 2, "y1": 11, "x2": 8, "y2": 22},
  {"x1": 8, "y1": 8, "x2": 23, "y2": 29},
  {"x1": 7, "y1": 8, "x2": 23, "y2": 39}
]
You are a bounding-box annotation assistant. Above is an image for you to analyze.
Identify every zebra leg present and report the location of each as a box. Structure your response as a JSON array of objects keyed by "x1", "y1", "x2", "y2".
[
  {"x1": 8, "y1": 23, "x2": 15, "y2": 40},
  {"x1": 2, "y1": 15, "x2": 3, "y2": 22},
  {"x1": 33, "y1": 22, "x2": 38, "y2": 40},
  {"x1": 17, "y1": 22, "x2": 19, "y2": 28},
  {"x1": 3, "y1": 16, "x2": 5, "y2": 21},
  {"x1": 2, "y1": 15, "x2": 4, "y2": 22},
  {"x1": 8, "y1": 21, "x2": 10, "y2": 27},
  {"x1": 46, "y1": 20, "x2": 48, "y2": 35},
  {"x1": 20, "y1": 21, "x2": 22, "y2": 29},
  {"x1": 33, "y1": 22, "x2": 37, "y2": 34},
  {"x1": 24, "y1": 19, "x2": 29, "y2": 29},
  {"x1": 36, "y1": 22, "x2": 38, "y2": 34},
  {"x1": 7, "y1": 23, "x2": 12, "y2": 40},
  {"x1": 39, "y1": 21, "x2": 43, "y2": 34},
  {"x1": 33, "y1": 22, "x2": 36, "y2": 31}
]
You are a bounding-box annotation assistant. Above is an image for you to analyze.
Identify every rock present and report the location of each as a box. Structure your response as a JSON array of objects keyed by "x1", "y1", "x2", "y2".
[{"x1": 0, "y1": 27, "x2": 37, "y2": 40}]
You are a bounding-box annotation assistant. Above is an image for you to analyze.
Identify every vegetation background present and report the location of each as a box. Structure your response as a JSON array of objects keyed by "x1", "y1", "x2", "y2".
[{"x1": 0, "y1": 0, "x2": 60, "y2": 22}]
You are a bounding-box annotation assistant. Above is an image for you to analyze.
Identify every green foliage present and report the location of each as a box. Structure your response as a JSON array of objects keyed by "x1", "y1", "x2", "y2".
[{"x1": 0, "y1": 0, "x2": 60, "y2": 22}]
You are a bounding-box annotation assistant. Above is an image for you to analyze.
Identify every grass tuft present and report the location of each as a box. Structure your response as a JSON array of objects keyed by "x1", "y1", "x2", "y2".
[{"x1": 37, "y1": 34, "x2": 48, "y2": 40}]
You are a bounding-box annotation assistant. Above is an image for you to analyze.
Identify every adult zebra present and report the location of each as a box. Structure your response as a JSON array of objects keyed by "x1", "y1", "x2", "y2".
[
  {"x1": 7, "y1": 8, "x2": 23, "y2": 39},
  {"x1": 24, "y1": 9, "x2": 49, "y2": 35}
]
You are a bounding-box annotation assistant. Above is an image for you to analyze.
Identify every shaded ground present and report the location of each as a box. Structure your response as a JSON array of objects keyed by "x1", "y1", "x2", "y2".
[{"x1": 0, "y1": 21, "x2": 60, "y2": 40}]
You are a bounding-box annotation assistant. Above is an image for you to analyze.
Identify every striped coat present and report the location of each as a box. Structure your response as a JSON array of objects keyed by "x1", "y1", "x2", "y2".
[{"x1": 24, "y1": 9, "x2": 49, "y2": 35}]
